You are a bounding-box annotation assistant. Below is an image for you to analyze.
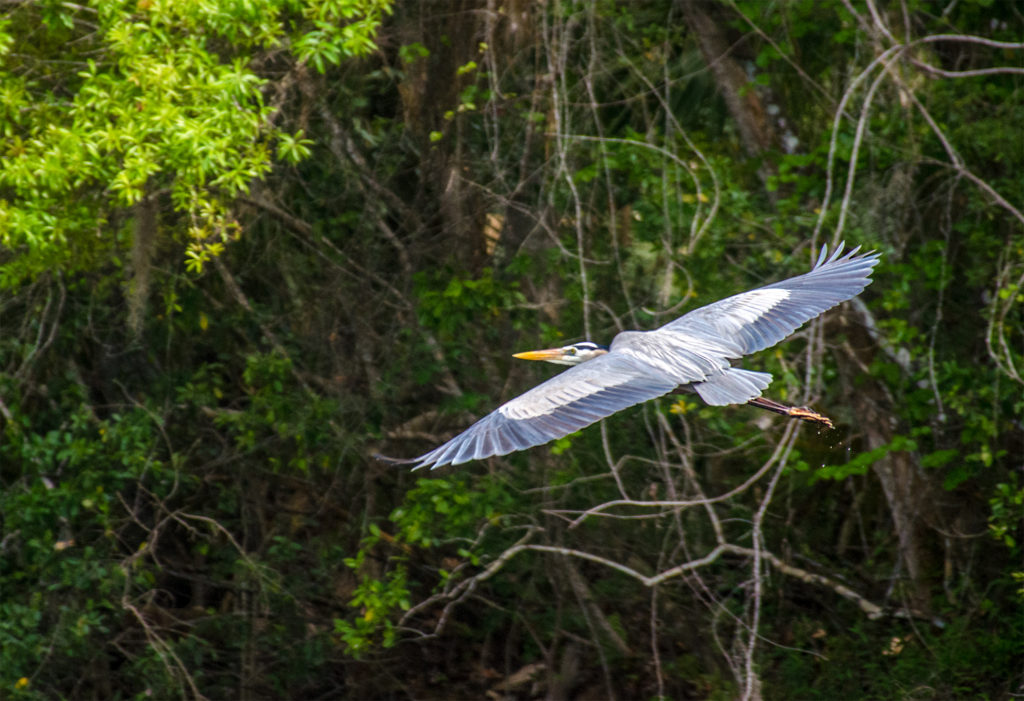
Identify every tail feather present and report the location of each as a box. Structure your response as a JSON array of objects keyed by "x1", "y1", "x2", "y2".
[{"x1": 693, "y1": 368, "x2": 772, "y2": 406}]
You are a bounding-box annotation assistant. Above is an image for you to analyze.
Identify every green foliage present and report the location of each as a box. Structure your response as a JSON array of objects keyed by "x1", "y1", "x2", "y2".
[
  {"x1": 1, "y1": 0, "x2": 1022, "y2": 698},
  {"x1": 1, "y1": 399, "x2": 167, "y2": 697},
  {"x1": 334, "y1": 549, "x2": 410, "y2": 656},
  {"x1": 0, "y1": 330, "x2": 364, "y2": 696},
  {"x1": 398, "y1": 41, "x2": 430, "y2": 64},
  {"x1": 0, "y1": 0, "x2": 392, "y2": 284},
  {"x1": 989, "y1": 477, "x2": 1024, "y2": 550},
  {"x1": 293, "y1": 0, "x2": 391, "y2": 70},
  {"x1": 811, "y1": 435, "x2": 916, "y2": 483},
  {"x1": 334, "y1": 475, "x2": 517, "y2": 656},
  {"x1": 416, "y1": 267, "x2": 526, "y2": 340},
  {"x1": 391, "y1": 476, "x2": 514, "y2": 547},
  {"x1": 413, "y1": 265, "x2": 531, "y2": 395},
  {"x1": 765, "y1": 611, "x2": 1024, "y2": 700}
]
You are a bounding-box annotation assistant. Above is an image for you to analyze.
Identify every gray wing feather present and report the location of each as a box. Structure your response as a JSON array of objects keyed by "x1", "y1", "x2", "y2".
[
  {"x1": 659, "y1": 242, "x2": 880, "y2": 355},
  {"x1": 409, "y1": 354, "x2": 678, "y2": 470}
]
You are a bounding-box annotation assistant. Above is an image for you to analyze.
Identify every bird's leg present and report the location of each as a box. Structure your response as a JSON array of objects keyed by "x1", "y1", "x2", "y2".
[
  {"x1": 670, "y1": 385, "x2": 834, "y2": 429},
  {"x1": 747, "y1": 396, "x2": 834, "y2": 429}
]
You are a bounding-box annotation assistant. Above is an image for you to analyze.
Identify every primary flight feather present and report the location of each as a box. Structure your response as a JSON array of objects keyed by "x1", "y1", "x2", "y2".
[{"x1": 388, "y1": 242, "x2": 879, "y2": 470}]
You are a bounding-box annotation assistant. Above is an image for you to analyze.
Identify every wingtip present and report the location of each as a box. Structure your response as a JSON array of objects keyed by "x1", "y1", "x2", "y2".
[
  {"x1": 815, "y1": 240, "x2": 882, "y2": 272},
  {"x1": 816, "y1": 242, "x2": 830, "y2": 268}
]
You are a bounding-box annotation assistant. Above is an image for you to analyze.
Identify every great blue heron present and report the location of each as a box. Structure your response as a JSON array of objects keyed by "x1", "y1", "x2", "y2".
[{"x1": 385, "y1": 242, "x2": 879, "y2": 470}]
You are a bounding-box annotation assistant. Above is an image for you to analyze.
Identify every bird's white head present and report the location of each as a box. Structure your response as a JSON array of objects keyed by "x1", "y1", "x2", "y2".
[{"x1": 512, "y1": 341, "x2": 608, "y2": 366}]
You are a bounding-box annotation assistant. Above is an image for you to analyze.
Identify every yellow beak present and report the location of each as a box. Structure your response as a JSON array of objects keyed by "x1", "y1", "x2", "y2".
[{"x1": 512, "y1": 348, "x2": 566, "y2": 361}]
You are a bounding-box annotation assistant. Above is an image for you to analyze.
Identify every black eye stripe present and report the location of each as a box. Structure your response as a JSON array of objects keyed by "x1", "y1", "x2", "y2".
[{"x1": 565, "y1": 342, "x2": 606, "y2": 354}]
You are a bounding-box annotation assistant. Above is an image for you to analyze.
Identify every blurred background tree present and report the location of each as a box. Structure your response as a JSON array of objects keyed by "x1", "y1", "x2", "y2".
[{"x1": 1, "y1": 1, "x2": 1021, "y2": 698}]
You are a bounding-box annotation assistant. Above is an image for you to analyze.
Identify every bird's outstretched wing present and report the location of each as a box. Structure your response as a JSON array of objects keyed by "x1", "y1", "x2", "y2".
[
  {"x1": 658, "y1": 242, "x2": 880, "y2": 355},
  {"x1": 384, "y1": 241, "x2": 879, "y2": 469},
  {"x1": 401, "y1": 354, "x2": 678, "y2": 470}
]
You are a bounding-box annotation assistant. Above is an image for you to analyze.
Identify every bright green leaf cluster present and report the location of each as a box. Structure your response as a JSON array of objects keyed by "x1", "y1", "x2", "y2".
[
  {"x1": 0, "y1": 0, "x2": 392, "y2": 286},
  {"x1": 333, "y1": 475, "x2": 516, "y2": 656}
]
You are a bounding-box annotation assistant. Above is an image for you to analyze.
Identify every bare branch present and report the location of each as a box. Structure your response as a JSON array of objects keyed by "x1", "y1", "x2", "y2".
[
  {"x1": 910, "y1": 60, "x2": 1024, "y2": 79},
  {"x1": 561, "y1": 421, "x2": 799, "y2": 529}
]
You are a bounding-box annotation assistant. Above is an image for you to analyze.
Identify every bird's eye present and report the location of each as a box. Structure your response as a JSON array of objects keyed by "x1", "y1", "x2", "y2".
[{"x1": 567, "y1": 347, "x2": 577, "y2": 355}]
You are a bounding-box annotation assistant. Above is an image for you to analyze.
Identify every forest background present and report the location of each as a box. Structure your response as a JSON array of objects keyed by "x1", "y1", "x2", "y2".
[{"x1": 1, "y1": 0, "x2": 1022, "y2": 699}]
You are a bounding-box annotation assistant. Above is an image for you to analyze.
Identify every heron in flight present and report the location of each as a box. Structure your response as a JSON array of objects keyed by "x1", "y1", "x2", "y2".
[{"x1": 387, "y1": 242, "x2": 879, "y2": 470}]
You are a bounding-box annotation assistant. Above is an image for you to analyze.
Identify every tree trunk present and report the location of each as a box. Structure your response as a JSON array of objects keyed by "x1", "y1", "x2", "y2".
[{"x1": 680, "y1": 0, "x2": 775, "y2": 158}]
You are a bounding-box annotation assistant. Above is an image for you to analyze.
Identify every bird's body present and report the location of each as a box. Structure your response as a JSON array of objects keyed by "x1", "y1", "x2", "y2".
[{"x1": 389, "y1": 243, "x2": 880, "y2": 470}]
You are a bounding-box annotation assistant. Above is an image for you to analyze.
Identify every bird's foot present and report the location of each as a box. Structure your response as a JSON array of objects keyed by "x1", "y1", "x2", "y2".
[
  {"x1": 785, "y1": 406, "x2": 834, "y2": 429},
  {"x1": 747, "y1": 396, "x2": 834, "y2": 429}
]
